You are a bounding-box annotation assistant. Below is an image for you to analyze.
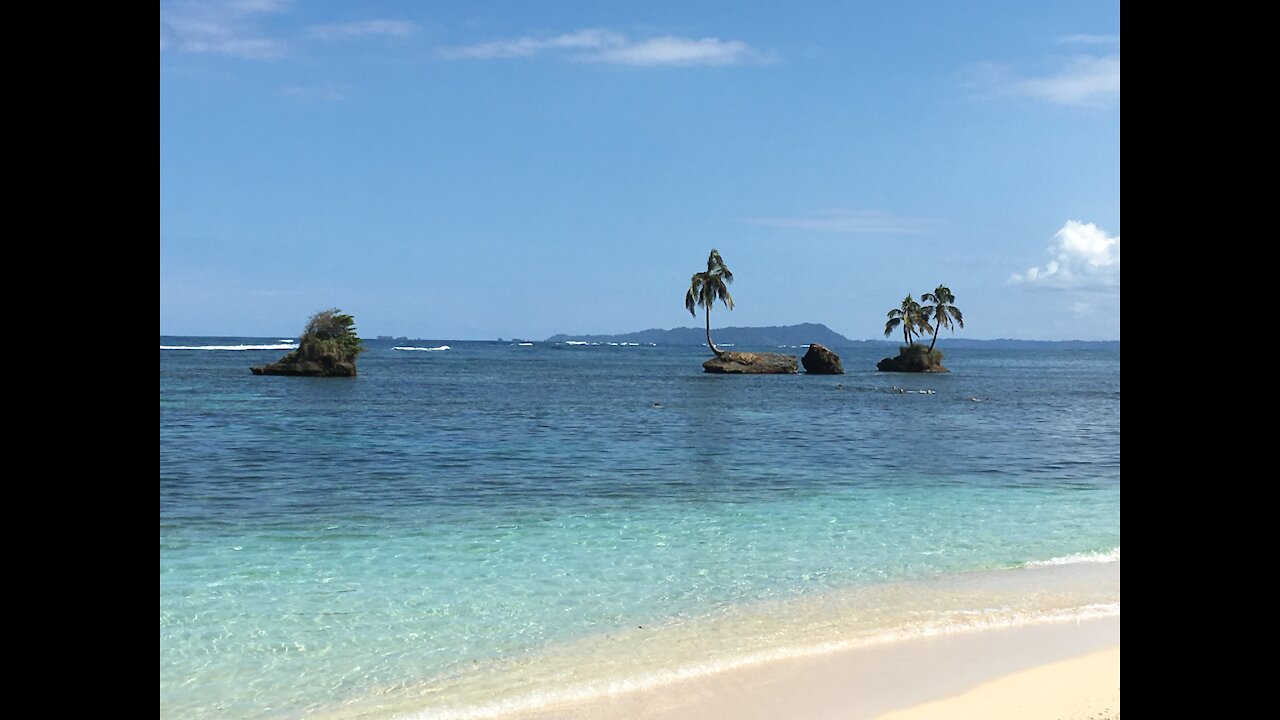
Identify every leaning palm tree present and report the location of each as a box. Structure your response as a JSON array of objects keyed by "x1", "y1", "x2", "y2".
[
  {"x1": 685, "y1": 249, "x2": 735, "y2": 356},
  {"x1": 921, "y1": 285, "x2": 964, "y2": 352},
  {"x1": 884, "y1": 294, "x2": 931, "y2": 346}
]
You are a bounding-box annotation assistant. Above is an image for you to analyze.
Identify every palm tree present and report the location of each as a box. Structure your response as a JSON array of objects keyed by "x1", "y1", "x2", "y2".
[
  {"x1": 921, "y1": 285, "x2": 964, "y2": 352},
  {"x1": 884, "y1": 294, "x2": 931, "y2": 346},
  {"x1": 685, "y1": 249, "x2": 735, "y2": 356}
]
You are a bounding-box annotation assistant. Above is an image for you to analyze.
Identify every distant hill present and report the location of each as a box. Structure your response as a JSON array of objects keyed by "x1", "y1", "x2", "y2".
[
  {"x1": 933, "y1": 338, "x2": 1120, "y2": 350},
  {"x1": 546, "y1": 324, "x2": 1119, "y2": 350},
  {"x1": 547, "y1": 323, "x2": 853, "y2": 347}
]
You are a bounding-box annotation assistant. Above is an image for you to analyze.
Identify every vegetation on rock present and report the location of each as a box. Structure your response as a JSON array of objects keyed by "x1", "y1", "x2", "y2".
[
  {"x1": 251, "y1": 308, "x2": 363, "y2": 377},
  {"x1": 297, "y1": 308, "x2": 365, "y2": 361},
  {"x1": 877, "y1": 344, "x2": 947, "y2": 373}
]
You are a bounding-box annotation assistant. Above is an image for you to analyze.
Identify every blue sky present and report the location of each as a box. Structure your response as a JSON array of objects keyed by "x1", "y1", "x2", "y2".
[{"x1": 160, "y1": 1, "x2": 1119, "y2": 340}]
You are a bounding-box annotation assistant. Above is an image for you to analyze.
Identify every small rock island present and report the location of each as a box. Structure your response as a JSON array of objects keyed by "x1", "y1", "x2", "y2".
[
  {"x1": 876, "y1": 345, "x2": 948, "y2": 373},
  {"x1": 878, "y1": 286, "x2": 963, "y2": 373},
  {"x1": 685, "y1": 249, "x2": 799, "y2": 375},
  {"x1": 703, "y1": 351, "x2": 798, "y2": 374},
  {"x1": 801, "y1": 343, "x2": 844, "y2": 374},
  {"x1": 252, "y1": 308, "x2": 364, "y2": 377}
]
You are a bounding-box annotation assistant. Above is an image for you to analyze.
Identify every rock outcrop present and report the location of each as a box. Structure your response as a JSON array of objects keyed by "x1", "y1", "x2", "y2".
[
  {"x1": 703, "y1": 351, "x2": 797, "y2": 374},
  {"x1": 251, "y1": 352, "x2": 357, "y2": 377},
  {"x1": 252, "y1": 308, "x2": 364, "y2": 377},
  {"x1": 801, "y1": 344, "x2": 844, "y2": 374},
  {"x1": 876, "y1": 346, "x2": 948, "y2": 373}
]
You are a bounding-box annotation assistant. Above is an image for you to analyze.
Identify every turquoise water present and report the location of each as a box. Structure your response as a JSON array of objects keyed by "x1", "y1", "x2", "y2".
[{"x1": 159, "y1": 339, "x2": 1120, "y2": 719}]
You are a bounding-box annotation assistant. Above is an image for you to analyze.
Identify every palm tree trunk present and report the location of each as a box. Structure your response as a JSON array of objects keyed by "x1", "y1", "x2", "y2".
[
  {"x1": 706, "y1": 306, "x2": 721, "y2": 356},
  {"x1": 928, "y1": 326, "x2": 938, "y2": 352}
]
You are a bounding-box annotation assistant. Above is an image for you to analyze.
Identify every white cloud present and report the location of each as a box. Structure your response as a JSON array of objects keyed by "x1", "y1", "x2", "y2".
[
  {"x1": 439, "y1": 28, "x2": 766, "y2": 66},
  {"x1": 439, "y1": 28, "x2": 622, "y2": 59},
  {"x1": 964, "y1": 44, "x2": 1120, "y2": 106},
  {"x1": 586, "y1": 36, "x2": 756, "y2": 66},
  {"x1": 160, "y1": 0, "x2": 290, "y2": 60},
  {"x1": 1015, "y1": 55, "x2": 1120, "y2": 105},
  {"x1": 744, "y1": 210, "x2": 927, "y2": 234},
  {"x1": 1010, "y1": 220, "x2": 1120, "y2": 288},
  {"x1": 547, "y1": 28, "x2": 626, "y2": 50},
  {"x1": 305, "y1": 19, "x2": 419, "y2": 41}
]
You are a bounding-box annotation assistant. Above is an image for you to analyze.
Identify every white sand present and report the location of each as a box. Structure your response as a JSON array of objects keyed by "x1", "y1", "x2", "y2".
[
  {"x1": 874, "y1": 646, "x2": 1119, "y2": 720},
  {"x1": 524, "y1": 615, "x2": 1120, "y2": 720}
]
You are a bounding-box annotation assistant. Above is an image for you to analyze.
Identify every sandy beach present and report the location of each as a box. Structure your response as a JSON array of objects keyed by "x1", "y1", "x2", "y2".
[
  {"x1": 525, "y1": 615, "x2": 1119, "y2": 720},
  {"x1": 875, "y1": 645, "x2": 1119, "y2": 720}
]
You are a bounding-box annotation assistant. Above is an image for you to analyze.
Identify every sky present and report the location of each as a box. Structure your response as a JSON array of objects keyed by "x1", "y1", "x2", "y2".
[{"x1": 160, "y1": 1, "x2": 1120, "y2": 341}]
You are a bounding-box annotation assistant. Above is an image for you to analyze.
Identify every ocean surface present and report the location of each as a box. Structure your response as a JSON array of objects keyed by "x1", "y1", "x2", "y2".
[{"x1": 159, "y1": 338, "x2": 1120, "y2": 719}]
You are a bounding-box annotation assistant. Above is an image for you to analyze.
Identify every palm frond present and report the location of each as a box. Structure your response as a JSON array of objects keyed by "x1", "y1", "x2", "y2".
[
  {"x1": 700, "y1": 280, "x2": 716, "y2": 306},
  {"x1": 686, "y1": 250, "x2": 737, "y2": 324},
  {"x1": 707, "y1": 249, "x2": 733, "y2": 282},
  {"x1": 718, "y1": 285, "x2": 735, "y2": 310},
  {"x1": 685, "y1": 273, "x2": 706, "y2": 316},
  {"x1": 707, "y1": 249, "x2": 725, "y2": 273}
]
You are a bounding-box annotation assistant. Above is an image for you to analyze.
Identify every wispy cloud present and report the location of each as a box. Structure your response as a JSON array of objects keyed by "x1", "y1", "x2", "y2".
[
  {"x1": 1057, "y1": 34, "x2": 1120, "y2": 45},
  {"x1": 160, "y1": 0, "x2": 290, "y2": 60},
  {"x1": 305, "y1": 19, "x2": 419, "y2": 41},
  {"x1": 1010, "y1": 220, "x2": 1120, "y2": 288},
  {"x1": 439, "y1": 28, "x2": 768, "y2": 66},
  {"x1": 964, "y1": 43, "x2": 1120, "y2": 106},
  {"x1": 280, "y1": 83, "x2": 348, "y2": 102},
  {"x1": 1015, "y1": 55, "x2": 1119, "y2": 105},
  {"x1": 440, "y1": 28, "x2": 622, "y2": 59},
  {"x1": 744, "y1": 210, "x2": 929, "y2": 235},
  {"x1": 588, "y1": 36, "x2": 758, "y2": 66}
]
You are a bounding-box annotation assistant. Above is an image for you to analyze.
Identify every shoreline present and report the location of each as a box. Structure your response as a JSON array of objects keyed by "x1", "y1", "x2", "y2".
[
  {"x1": 524, "y1": 615, "x2": 1120, "y2": 720},
  {"x1": 348, "y1": 561, "x2": 1120, "y2": 720}
]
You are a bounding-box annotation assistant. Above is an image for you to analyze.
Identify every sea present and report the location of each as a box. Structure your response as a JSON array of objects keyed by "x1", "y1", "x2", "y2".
[{"x1": 159, "y1": 337, "x2": 1120, "y2": 720}]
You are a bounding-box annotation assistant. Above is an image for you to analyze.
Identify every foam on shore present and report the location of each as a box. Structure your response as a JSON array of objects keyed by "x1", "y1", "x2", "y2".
[{"x1": 308, "y1": 561, "x2": 1120, "y2": 720}]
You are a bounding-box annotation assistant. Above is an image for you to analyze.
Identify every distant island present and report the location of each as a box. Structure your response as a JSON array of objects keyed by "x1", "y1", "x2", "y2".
[
  {"x1": 252, "y1": 309, "x2": 364, "y2": 377},
  {"x1": 546, "y1": 324, "x2": 1118, "y2": 350},
  {"x1": 547, "y1": 323, "x2": 849, "y2": 347}
]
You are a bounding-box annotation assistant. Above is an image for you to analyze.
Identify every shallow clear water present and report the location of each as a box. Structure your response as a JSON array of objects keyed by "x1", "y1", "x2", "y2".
[{"x1": 159, "y1": 338, "x2": 1120, "y2": 719}]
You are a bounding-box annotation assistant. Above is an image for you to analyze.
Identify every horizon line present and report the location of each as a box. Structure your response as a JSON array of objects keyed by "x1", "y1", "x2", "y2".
[{"x1": 159, "y1": 332, "x2": 1121, "y2": 344}]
